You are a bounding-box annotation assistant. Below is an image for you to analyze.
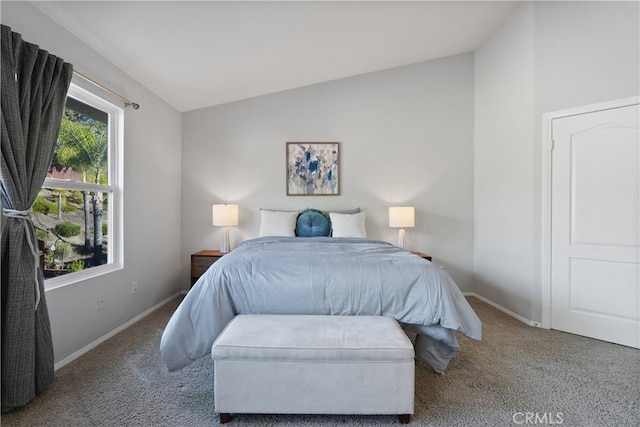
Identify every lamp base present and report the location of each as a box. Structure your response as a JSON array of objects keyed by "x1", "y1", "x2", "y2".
[
  {"x1": 220, "y1": 227, "x2": 230, "y2": 253},
  {"x1": 398, "y1": 228, "x2": 406, "y2": 249}
]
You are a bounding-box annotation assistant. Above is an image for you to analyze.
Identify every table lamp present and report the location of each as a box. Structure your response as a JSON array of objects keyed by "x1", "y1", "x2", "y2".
[
  {"x1": 389, "y1": 206, "x2": 415, "y2": 249},
  {"x1": 212, "y1": 204, "x2": 239, "y2": 253}
]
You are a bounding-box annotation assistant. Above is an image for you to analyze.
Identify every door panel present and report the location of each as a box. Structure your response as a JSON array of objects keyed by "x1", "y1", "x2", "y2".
[
  {"x1": 571, "y1": 127, "x2": 639, "y2": 247},
  {"x1": 551, "y1": 104, "x2": 639, "y2": 348},
  {"x1": 570, "y1": 258, "x2": 638, "y2": 320}
]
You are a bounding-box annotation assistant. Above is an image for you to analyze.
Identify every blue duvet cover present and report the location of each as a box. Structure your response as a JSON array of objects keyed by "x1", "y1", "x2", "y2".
[{"x1": 160, "y1": 237, "x2": 482, "y2": 373}]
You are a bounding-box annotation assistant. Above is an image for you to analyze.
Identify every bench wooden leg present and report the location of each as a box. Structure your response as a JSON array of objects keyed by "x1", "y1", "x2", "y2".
[
  {"x1": 399, "y1": 414, "x2": 411, "y2": 424},
  {"x1": 220, "y1": 413, "x2": 231, "y2": 424}
]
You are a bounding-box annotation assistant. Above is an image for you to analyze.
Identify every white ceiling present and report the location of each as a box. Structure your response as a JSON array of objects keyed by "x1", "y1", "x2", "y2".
[{"x1": 33, "y1": 1, "x2": 517, "y2": 112}]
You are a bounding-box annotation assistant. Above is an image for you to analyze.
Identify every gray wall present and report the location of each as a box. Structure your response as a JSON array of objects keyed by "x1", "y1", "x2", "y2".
[
  {"x1": 531, "y1": 0, "x2": 640, "y2": 321},
  {"x1": 182, "y1": 54, "x2": 475, "y2": 292},
  {"x1": 474, "y1": 2, "x2": 535, "y2": 319},
  {"x1": 474, "y1": 1, "x2": 639, "y2": 322},
  {"x1": 4, "y1": 1, "x2": 635, "y2": 367},
  {"x1": 1, "y1": 2, "x2": 183, "y2": 365}
]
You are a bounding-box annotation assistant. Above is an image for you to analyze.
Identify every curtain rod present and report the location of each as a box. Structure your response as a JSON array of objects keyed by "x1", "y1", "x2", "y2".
[{"x1": 73, "y1": 70, "x2": 140, "y2": 109}]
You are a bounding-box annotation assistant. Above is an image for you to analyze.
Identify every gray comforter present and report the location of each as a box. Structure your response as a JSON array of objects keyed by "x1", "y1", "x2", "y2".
[{"x1": 160, "y1": 237, "x2": 482, "y2": 373}]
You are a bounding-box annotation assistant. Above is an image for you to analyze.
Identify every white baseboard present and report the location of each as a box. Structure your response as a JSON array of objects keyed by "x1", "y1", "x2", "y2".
[
  {"x1": 54, "y1": 293, "x2": 180, "y2": 371},
  {"x1": 463, "y1": 292, "x2": 541, "y2": 328},
  {"x1": 53, "y1": 290, "x2": 539, "y2": 371}
]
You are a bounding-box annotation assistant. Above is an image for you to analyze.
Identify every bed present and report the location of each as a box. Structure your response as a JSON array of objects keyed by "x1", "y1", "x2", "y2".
[{"x1": 160, "y1": 236, "x2": 482, "y2": 374}]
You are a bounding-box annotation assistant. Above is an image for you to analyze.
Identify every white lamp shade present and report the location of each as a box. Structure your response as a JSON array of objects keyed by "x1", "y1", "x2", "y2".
[
  {"x1": 212, "y1": 204, "x2": 239, "y2": 227},
  {"x1": 389, "y1": 206, "x2": 415, "y2": 228}
]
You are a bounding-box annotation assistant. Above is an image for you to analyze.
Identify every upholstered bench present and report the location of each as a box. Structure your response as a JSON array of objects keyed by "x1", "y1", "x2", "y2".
[{"x1": 211, "y1": 314, "x2": 415, "y2": 424}]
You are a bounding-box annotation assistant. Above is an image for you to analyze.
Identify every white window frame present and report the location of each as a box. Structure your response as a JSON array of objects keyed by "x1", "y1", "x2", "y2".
[{"x1": 43, "y1": 83, "x2": 124, "y2": 290}]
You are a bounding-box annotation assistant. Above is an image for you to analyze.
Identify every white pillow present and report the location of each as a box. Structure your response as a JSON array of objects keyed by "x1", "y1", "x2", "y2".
[
  {"x1": 258, "y1": 210, "x2": 298, "y2": 237},
  {"x1": 329, "y1": 211, "x2": 367, "y2": 238}
]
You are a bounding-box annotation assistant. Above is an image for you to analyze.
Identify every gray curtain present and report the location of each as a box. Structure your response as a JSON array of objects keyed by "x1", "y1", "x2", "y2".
[{"x1": 1, "y1": 24, "x2": 73, "y2": 412}]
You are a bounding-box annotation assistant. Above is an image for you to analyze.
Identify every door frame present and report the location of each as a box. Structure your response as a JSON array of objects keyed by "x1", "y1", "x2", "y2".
[{"x1": 540, "y1": 96, "x2": 640, "y2": 329}]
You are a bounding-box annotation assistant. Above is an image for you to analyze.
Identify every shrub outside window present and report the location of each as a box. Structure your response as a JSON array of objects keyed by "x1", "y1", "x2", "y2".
[{"x1": 35, "y1": 84, "x2": 123, "y2": 289}]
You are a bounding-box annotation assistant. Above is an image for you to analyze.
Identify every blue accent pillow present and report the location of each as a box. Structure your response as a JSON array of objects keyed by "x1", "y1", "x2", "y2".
[{"x1": 295, "y1": 209, "x2": 332, "y2": 237}]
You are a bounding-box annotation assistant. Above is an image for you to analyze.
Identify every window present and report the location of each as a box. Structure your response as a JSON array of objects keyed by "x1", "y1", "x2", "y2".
[{"x1": 35, "y1": 83, "x2": 123, "y2": 289}]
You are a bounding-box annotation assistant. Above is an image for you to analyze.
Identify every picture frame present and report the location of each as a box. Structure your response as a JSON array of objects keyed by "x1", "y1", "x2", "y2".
[{"x1": 286, "y1": 142, "x2": 340, "y2": 196}]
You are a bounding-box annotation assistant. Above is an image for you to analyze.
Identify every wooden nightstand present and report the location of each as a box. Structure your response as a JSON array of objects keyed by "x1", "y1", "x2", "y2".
[
  {"x1": 191, "y1": 250, "x2": 226, "y2": 287},
  {"x1": 411, "y1": 251, "x2": 432, "y2": 262}
]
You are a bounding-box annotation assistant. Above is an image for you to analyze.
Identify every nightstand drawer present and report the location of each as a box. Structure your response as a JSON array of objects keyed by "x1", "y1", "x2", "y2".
[
  {"x1": 191, "y1": 250, "x2": 226, "y2": 287},
  {"x1": 192, "y1": 256, "x2": 216, "y2": 269},
  {"x1": 192, "y1": 264, "x2": 212, "y2": 278}
]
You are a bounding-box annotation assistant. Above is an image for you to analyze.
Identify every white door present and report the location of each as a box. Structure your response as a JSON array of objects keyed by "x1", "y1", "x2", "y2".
[{"x1": 551, "y1": 103, "x2": 639, "y2": 348}]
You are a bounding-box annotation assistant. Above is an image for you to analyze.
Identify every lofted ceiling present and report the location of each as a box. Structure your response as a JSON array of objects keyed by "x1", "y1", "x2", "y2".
[{"x1": 33, "y1": 1, "x2": 517, "y2": 112}]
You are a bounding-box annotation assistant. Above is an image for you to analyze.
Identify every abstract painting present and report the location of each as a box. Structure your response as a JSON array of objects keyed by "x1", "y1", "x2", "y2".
[{"x1": 286, "y1": 142, "x2": 339, "y2": 196}]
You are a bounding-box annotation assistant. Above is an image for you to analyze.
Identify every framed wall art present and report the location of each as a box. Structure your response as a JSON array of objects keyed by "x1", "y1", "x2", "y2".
[{"x1": 286, "y1": 142, "x2": 339, "y2": 196}]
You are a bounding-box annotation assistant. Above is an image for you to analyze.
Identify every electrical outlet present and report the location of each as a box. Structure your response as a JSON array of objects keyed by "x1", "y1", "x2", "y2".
[
  {"x1": 97, "y1": 295, "x2": 105, "y2": 311},
  {"x1": 132, "y1": 281, "x2": 138, "y2": 295}
]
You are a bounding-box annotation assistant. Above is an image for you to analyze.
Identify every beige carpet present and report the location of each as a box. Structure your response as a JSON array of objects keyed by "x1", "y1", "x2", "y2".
[{"x1": 2, "y1": 297, "x2": 638, "y2": 426}]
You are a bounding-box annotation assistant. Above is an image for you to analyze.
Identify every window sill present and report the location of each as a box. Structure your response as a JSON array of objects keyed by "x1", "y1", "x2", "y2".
[{"x1": 44, "y1": 262, "x2": 123, "y2": 291}]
